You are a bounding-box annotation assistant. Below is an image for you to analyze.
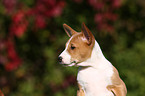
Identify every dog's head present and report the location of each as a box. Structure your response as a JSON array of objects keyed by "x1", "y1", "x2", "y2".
[{"x1": 58, "y1": 23, "x2": 95, "y2": 66}]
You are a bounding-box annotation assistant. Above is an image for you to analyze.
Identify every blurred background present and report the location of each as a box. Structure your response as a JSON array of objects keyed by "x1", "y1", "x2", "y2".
[{"x1": 0, "y1": 0, "x2": 145, "y2": 96}]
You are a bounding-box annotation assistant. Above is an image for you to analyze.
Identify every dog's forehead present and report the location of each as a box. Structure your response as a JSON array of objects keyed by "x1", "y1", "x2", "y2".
[{"x1": 66, "y1": 33, "x2": 85, "y2": 45}]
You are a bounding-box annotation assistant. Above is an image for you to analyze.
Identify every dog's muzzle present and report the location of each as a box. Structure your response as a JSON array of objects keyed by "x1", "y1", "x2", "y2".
[
  {"x1": 58, "y1": 56, "x2": 79, "y2": 66},
  {"x1": 58, "y1": 56, "x2": 63, "y2": 63}
]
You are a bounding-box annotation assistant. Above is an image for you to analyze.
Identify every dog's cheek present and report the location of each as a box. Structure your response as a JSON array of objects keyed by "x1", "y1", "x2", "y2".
[
  {"x1": 69, "y1": 49, "x2": 80, "y2": 61},
  {"x1": 78, "y1": 49, "x2": 90, "y2": 62}
]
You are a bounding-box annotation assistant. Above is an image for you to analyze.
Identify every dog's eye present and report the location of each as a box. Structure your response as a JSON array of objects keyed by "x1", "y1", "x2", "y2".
[{"x1": 70, "y1": 45, "x2": 76, "y2": 50}]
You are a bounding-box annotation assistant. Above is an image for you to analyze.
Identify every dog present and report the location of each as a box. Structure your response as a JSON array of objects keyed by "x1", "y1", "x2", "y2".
[{"x1": 58, "y1": 23, "x2": 127, "y2": 96}]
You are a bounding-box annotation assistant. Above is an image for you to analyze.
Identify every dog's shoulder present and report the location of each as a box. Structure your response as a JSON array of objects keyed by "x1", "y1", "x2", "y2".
[{"x1": 107, "y1": 66, "x2": 127, "y2": 96}]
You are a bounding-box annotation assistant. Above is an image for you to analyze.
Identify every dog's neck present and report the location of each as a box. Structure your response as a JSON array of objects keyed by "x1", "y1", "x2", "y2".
[
  {"x1": 90, "y1": 40, "x2": 105, "y2": 62},
  {"x1": 77, "y1": 40, "x2": 107, "y2": 68}
]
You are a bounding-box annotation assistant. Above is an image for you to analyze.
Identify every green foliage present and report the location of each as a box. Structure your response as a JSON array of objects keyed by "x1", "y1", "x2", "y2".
[{"x1": 112, "y1": 38, "x2": 145, "y2": 96}]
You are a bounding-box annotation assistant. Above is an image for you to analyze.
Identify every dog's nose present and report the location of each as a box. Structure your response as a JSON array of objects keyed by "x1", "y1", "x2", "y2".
[{"x1": 58, "y1": 56, "x2": 63, "y2": 63}]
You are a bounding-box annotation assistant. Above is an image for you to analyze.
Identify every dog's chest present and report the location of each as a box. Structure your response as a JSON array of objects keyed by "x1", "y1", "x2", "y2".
[{"x1": 77, "y1": 66, "x2": 114, "y2": 96}]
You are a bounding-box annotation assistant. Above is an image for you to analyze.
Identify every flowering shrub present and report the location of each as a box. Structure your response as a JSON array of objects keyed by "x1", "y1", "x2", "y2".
[
  {"x1": 1, "y1": 0, "x2": 121, "y2": 71},
  {"x1": 73, "y1": 0, "x2": 122, "y2": 33},
  {"x1": 2, "y1": 0, "x2": 65, "y2": 71},
  {"x1": 5, "y1": 39, "x2": 21, "y2": 71},
  {"x1": 89, "y1": 0, "x2": 121, "y2": 33}
]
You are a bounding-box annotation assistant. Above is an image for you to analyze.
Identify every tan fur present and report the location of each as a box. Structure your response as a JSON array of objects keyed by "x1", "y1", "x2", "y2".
[
  {"x1": 107, "y1": 67, "x2": 127, "y2": 96},
  {"x1": 66, "y1": 32, "x2": 95, "y2": 63},
  {"x1": 77, "y1": 83, "x2": 85, "y2": 96}
]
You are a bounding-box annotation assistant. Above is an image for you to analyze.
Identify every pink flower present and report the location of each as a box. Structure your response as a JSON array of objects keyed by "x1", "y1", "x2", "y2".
[
  {"x1": 104, "y1": 12, "x2": 117, "y2": 21},
  {"x1": 10, "y1": 10, "x2": 28, "y2": 37},
  {"x1": 6, "y1": 39, "x2": 18, "y2": 60},
  {"x1": 44, "y1": 1, "x2": 65, "y2": 17},
  {"x1": 95, "y1": 14, "x2": 103, "y2": 23},
  {"x1": 5, "y1": 60, "x2": 21, "y2": 71},
  {"x1": 0, "y1": 90, "x2": 4, "y2": 96},
  {"x1": 51, "y1": 5, "x2": 63, "y2": 17},
  {"x1": 42, "y1": 0, "x2": 56, "y2": 7},
  {"x1": 88, "y1": 0, "x2": 97, "y2": 6},
  {"x1": 35, "y1": 3, "x2": 47, "y2": 14},
  {"x1": 5, "y1": 39, "x2": 21, "y2": 71},
  {"x1": 30, "y1": 0, "x2": 65, "y2": 29},
  {"x1": 2, "y1": 0, "x2": 16, "y2": 14},
  {"x1": 35, "y1": 15, "x2": 46, "y2": 29},
  {"x1": 112, "y1": 0, "x2": 121, "y2": 8},
  {"x1": 12, "y1": 10, "x2": 25, "y2": 23}
]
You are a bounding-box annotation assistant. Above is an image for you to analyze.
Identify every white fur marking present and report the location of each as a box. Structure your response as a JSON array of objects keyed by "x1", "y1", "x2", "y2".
[
  {"x1": 59, "y1": 50, "x2": 71, "y2": 64},
  {"x1": 59, "y1": 36, "x2": 74, "y2": 64},
  {"x1": 77, "y1": 41, "x2": 114, "y2": 96},
  {"x1": 81, "y1": 37, "x2": 87, "y2": 42}
]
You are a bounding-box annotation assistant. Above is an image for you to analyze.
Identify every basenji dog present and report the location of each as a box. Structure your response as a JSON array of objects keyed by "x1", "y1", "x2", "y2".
[{"x1": 58, "y1": 23, "x2": 127, "y2": 96}]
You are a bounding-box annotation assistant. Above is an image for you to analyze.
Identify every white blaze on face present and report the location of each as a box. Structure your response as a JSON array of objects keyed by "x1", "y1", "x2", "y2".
[
  {"x1": 59, "y1": 36, "x2": 75, "y2": 66},
  {"x1": 59, "y1": 49, "x2": 71, "y2": 64}
]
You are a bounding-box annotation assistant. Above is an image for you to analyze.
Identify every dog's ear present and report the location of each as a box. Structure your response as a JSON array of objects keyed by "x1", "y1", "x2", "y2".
[
  {"x1": 63, "y1": 24, "x2": 77, "y2": 37},
  {"x1": 81, "y1": 23, "x2": 94, "y2": 45}
]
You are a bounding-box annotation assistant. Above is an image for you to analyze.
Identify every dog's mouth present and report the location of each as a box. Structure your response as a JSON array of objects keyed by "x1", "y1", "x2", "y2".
[{"x1": 62, "y1": 61, "x2": 79, "y2": 67}]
